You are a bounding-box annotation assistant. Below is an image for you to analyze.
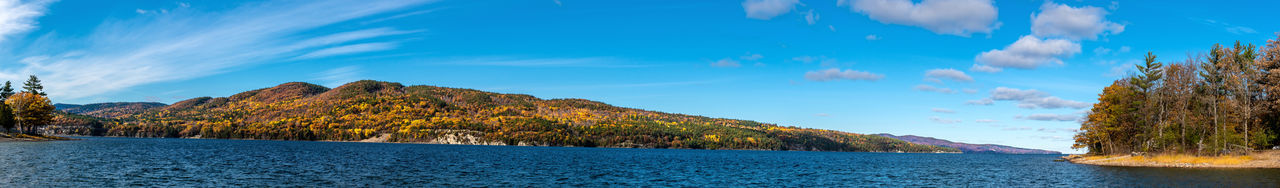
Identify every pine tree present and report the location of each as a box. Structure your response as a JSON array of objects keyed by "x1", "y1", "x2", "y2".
[
  {"x1": 1131, "y1": 52, "x2": 1164, "y2": 94},
  {"x1": 0, "y1": 81, "x2": 13, "y2": 100},
  {"x1": 22, "y1": 75, "x2": 44, "y2": 96}
]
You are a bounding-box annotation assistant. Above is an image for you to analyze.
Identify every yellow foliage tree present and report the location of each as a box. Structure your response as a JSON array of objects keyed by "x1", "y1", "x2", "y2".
[{"x1": 8, "y1": 92, "x2": 54, "y2": 134}]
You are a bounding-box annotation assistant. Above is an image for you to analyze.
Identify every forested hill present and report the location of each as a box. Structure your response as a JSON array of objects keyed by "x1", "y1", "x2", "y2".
[
  {"x1": 874, "y1": 134, "x2": 1061, "y2": 154},
  {"x1": 48, "y1": 80, "x2": 958, "y2": 153}
]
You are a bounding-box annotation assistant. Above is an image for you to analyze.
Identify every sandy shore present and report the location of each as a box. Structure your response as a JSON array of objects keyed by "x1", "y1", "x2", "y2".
[{"x1": 1065, "y1": 150, "x2": 1280, "y2": 168}]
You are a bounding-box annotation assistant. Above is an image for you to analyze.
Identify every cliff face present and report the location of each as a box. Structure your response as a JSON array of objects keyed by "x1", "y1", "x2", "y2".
[
  {"x1": 875, "y1": 134, "x2": 1061, "y2": 154},
  {"x1": 49, "y1": 80, "x2": 959, "y2": 153}
]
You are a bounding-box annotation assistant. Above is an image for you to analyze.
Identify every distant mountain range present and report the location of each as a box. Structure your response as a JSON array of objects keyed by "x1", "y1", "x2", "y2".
[
  {"x1": 46, "y1": 80, "x2": 959, "y2": 153},
  {"x1": 874, "y1": 134, "x2": 1060, "y2": 154}
]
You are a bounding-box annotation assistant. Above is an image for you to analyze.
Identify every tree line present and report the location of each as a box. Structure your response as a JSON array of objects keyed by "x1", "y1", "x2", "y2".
[
  {"x1": 0, "y1": 75, "x2": 55, "y2": 135},
  {"x1": 1073, "y1": 35, "x2": 1280, "y2": 155}
]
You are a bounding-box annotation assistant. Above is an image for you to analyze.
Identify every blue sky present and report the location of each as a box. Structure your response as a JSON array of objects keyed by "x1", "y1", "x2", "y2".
[{"x1": 1, "y1": 0, "x2": 1276, "y2": 153}]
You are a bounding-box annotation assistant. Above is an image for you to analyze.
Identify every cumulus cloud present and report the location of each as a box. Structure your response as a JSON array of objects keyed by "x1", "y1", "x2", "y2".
[
  {"x1": 924, "y1": 68, "x2": 973, "y2": 82},
  {"x1": 1019, "y1": 113, "x2": 1080, "y2": 122},
  {"x1": 740, "y1": 53, "x2": 764, "y2": 61},
  {"x1": 974, "y1": 35, "x2": 1081, "y2": 69},
  {"x1": 0, "y1": 0, "x2": 52, "y2": 42},
  {"x1": 1030, "y1": 2, "x2": 1124, "y2": 40},
  {"x1": 930, "y1": 116, "x2": 961, "y2": 124},
  {"x1": 742, "y1": 0, "x2": 800, "y2": 20},
  {"x1": 805, "y1": 68, "x2": 884, "y2": 82},
  {"x1": 6, "y1": 0, "x2": 435, "y2": 100},
  {"x1": 865, "y1": 34, "x2": 880, "y2": 40},
  {"x1": 914, "y1": 84, "x2": 954, "y2": 94},
  {"x1": 978, "y1": 87, "x2": 1090, "y2": 109},
  {"x1": 969, "y1": 64, "x2": 1002, "y2": 73},
  {"x1": 931, "y1": 108, "x2": 955, "y2": 113},
  {"x1": 841, "y1": 0, "x2": 999, "y2": 36}
]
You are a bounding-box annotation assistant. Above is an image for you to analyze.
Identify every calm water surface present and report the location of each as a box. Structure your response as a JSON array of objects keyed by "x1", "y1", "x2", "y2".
[{"x1": 0, "y1": 137, "x2": 1277, "y2": 187}]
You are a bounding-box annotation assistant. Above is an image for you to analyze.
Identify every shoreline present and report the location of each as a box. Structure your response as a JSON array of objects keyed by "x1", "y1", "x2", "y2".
[
  {"x1": 63, "y1": 135, "x2": 968, "y2": 153},
  {"x1": 1065, "y1": 150, "x2": 1280, "y2": 168},
  {"x1": 0, "y1": 133, "x2": 76, "y2": 142}
]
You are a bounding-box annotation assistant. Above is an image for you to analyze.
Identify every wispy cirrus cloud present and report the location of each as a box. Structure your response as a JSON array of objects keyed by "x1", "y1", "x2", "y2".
[
  {"x1": 314, "y1": 65, "x2": 363, "y2": 87},
  {"x1": 295, "y1": 42, "x2": 398, "y2": 60},
  {"x1": 5, "y1": 0, "x2": 436, "y2": 100},
  {"x1": 433, "y1": 57, "x2": 657, "y2": 68},
  {"x1": 0, "y1": 0, "x2": 52, "y2": 42}
]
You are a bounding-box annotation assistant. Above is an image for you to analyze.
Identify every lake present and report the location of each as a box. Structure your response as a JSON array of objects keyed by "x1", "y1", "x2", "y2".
[{"x1": 0, "y1": 137, "x2": 1276, "y2": 187}]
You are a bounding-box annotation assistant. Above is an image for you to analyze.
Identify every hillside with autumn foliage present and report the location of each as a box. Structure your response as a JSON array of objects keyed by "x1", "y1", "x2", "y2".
[{"x1": 49, "y1": 80, "x2": 957, "y2": 153}]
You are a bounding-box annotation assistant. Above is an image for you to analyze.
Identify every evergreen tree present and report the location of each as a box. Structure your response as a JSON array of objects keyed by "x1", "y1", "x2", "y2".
[
  {"x1": 1131, "y1": 52, "x2": 1164, "y2": 94},
  {"x1": 22, "y1": 75, "x2": 44, "y2": 96},
  {"x1": 0, "y1": 103, "x2": 13, "y2": 132},
  {"x1": 0, "y1": 81, "x2": 13, "y2": 100}
]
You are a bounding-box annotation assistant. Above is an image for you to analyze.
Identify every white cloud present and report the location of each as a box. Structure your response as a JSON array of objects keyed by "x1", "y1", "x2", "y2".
[
  {"x1": 929, "y1": 116, "x2": 961, "y2": 124},
  {"x1": 1195, "y1": 18, "x2": 1257, "y2": 35},
  {"x1": 814, "y1": 113, "x2": 830, "y2": 117},
  {"x1": 865, "y1": 34, "x2": 879, "y2": 40},
  {"x1": 1030, "y1": 2, "x2": 1124, "y2": 40},
  {"x1": 438, "y1": 57, "x2": 650, "y2": 68},
  {"x1": 740, "y1": 53, "x2": 763, "y2": 61},
  {"x1": 914, "y1": 84, "x2": 954, "y2": 94},
  {"x1": 315, "y1": 65, "x2": 362, "y2": 87},
  {"x1": 965, "y1": 98, "x2": 993, "y2": 105},
  {"x1": 742, "y1": 0, "x2": 800, "y2": 20},
  {"x1": 0, "y1": 0, "x2": 52, "y2": 42},
  {"x1": 975, "y1": 35, "x2": 1081, "y2": 69},
  {"x1": 828, "y1": 25, "x2": 837, "y2": 32},
  {"x1": 1118, "y1": 46, "x2": 1130, "y2": 53},
  {"x1": 841, "y1": 0, "x2": 999, "y2": 36},
  {"x1": 294, "y1": 42, "x2": 397, "y2": 60},
  {"x1": 803, "y1": 9, "x2": 819, "y2": 25},
  {"x1": 7, "y1": 0, "x2": 435, "y2": 100},
  {"x1": 805, "y1": 68, "x2": 884, "y2": 82},
  {"x1": 1020, "y1": 113, "x2": 1080, "y2": 122},
  {"x1": 924, "y1": 68, "x2": 973, "y2": 82},
  {"x1": 969, "y1": 64, "x2": 1002, "y2": 73},
  {"x1": 931, "y1": 108, "x2": 955, "y2": 113},
  {"x1": 974, "y1": 119, "x2": 997, "y2": 123},
  {"x1": 981, "y1": 87, "x2": 1090, "y2": 109},
  {"x1": 711, "y1": 58, "x2": 742, "y2": 67},
  {"x1": 1093, "y1": 46, "x2": 1111, "y2": 55}
]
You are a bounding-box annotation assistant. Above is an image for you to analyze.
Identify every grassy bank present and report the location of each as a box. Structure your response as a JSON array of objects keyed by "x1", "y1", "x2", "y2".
[{"x1": 1065, "y1": 150, "x2": 1280, "y2": 168}]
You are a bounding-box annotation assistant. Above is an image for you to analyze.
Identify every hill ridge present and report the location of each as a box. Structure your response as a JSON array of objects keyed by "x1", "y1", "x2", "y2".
[
  {"x1": 874, "y1": 134, "x2": 1060, "y2": 154},
  {"x1": 50, "y1": 80, "x2": 959, "y2": 153}
]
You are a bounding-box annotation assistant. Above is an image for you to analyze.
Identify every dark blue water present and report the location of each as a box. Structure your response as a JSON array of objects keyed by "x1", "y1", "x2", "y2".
[{"x1": 0, "y1": 137, "x2": 1277, "y2": 187}]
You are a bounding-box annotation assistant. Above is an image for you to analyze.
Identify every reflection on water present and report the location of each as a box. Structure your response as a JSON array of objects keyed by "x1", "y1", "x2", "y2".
[{"x1": 0, "y1": 137, "x2": 1275, "y2": 186}]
